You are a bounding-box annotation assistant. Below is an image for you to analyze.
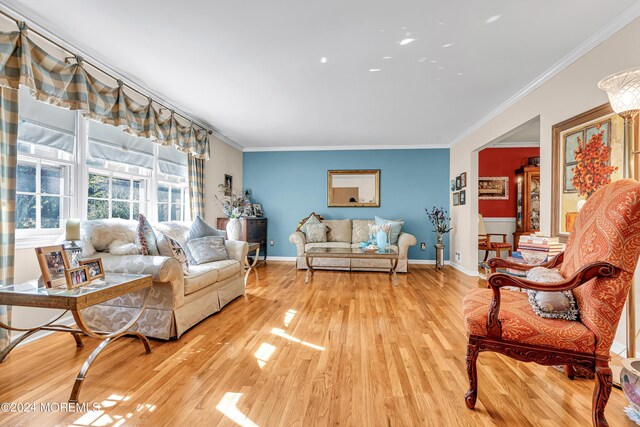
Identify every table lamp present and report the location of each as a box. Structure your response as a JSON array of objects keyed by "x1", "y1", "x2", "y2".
[
  {"x1": 598, "y1": 67, "x2": 640, "y2": 384},
  {"x1": 64, "y1": 218, "x2": 82, "y2": 268}
]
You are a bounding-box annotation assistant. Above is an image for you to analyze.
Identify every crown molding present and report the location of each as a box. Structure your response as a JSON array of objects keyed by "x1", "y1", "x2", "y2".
[
  {"x1": 450, "y1": 1, "x2": 640, "y2": 148},
  {"x1": 242, "y1": 143, "x2": 450, "y2": 152},
  {"x1": 490, "y1": 141, "x2": 540, "y2": 148}
]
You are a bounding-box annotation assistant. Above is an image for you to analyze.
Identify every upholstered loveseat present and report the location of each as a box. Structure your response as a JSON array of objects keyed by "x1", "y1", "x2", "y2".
[
  {"x1": 289, "y1": 219, "x2": 416, "y2": 273},
  {"x1": 77, "y1": 219, "x2": 248, "y2": 340}
]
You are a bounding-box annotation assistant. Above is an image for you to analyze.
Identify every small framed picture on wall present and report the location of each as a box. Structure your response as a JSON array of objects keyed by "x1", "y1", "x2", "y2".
[
  {"x1": 460, "y1": 190, "x2": 466, "y2": 205},
  {"x1": 455, "y1": 176, "x2": 462, "y2": 190},
  {"x1": 453, "y1": 192, "x2": 460, "y2": 206},
  {"x1": 460, "y1": 172, "x2": 467, "y2": 188},
  {"x1": 224, "y1": 174, "x2": 233, "y2": 196}
]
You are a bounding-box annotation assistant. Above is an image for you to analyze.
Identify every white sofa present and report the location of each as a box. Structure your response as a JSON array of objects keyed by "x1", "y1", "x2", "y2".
[
  {"x1": 289, "y1": 219, "x2": 416, "y2": 273},
  {"x1": 77, "y1": 219, "x2": 248, "y2": 340}
]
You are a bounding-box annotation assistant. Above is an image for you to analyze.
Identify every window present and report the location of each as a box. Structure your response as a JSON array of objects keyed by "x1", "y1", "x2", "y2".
[
  {"x1": 16, "y1": 159, "x2": 70, "y2": 230},
  {"x1": 87, "y1": 172, "x2": 144, "y2": 220},
  {"x1": 16, "y1": 87, "x2": 75, "y2": 234},
  {"x1": 86, "y1": 121, "x2": 151, "y2": 220},
  {"x1": 157, "y1": 145, "x2": 189, "y2": 222}
]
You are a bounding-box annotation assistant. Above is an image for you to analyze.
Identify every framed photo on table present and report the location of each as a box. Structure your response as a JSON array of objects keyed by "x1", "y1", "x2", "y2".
[
  {"x1": 80, "y1": 258, "x2": 105, "y2": 280},
  {"x1": 35, "y1": 245, "x2": 71, "y2": 288},
  {"x1": 65, "y1": 266, "x2": 91, "y2": 289}
]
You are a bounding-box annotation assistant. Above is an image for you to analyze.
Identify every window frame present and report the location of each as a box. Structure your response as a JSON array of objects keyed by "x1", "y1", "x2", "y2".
[
  {"x1": 157, "y1": 181, "x2": 189, "y2": 222},
  {"x1": 86, "y1": 167, "x2": 149, "y2": 221}
]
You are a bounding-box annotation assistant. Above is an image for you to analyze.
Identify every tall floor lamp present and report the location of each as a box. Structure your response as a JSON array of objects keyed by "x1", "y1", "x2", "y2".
[{"x1": 598, "y1": 67, "x2": 640, "y2": 364}]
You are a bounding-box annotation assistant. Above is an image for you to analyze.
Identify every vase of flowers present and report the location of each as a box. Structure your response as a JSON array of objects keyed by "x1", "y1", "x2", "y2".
[
  {"x1": 571, "y1": 129, "x2": 618, "y2": 205},
  {"x1": 426, "y1": 206, "x2": 453, "y2": 245},
  {"x1": 214, "y1": 184, "x2": 248, "y2": 240}
]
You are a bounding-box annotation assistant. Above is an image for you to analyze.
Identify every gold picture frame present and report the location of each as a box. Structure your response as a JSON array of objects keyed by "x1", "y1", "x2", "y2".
[
  {"x1": 327, "y1": 169, "x2": 380, "y2": 207},
  {"x1": 80, "y1": 258, "x2": 105, "y2": 280},
  {"x1": 64, "y1": 266, "x2": 91, "y2": 289},
  {"x1": 35, "y1": 245, "x2": 71, "y2": 288}
]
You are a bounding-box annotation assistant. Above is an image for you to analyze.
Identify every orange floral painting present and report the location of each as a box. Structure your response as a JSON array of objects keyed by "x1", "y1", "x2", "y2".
[{"x1": 571, "y1": 129, "x2": 618, "y2": 198}]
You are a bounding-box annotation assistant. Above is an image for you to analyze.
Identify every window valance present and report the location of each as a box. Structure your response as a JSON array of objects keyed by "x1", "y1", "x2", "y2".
[{"x1": 0, "y1": 23, "x2": 210, "y2": 159}]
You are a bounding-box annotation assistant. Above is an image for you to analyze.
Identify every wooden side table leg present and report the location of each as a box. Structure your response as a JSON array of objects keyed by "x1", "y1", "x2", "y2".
[{"x1": 305, "y1": 254, "x2": 313, "y2": 284}]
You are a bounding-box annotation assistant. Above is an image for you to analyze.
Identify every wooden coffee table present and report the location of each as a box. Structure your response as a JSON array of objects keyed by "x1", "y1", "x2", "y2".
[
  {"x1": 305, "y1": 247, "x2": 400, "y2": 286},
  {"x1": 0, "y1": 273, "x2": 153, "y2": 402}
]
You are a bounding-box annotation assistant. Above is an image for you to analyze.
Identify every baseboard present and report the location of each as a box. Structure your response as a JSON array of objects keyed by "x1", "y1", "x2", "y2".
[
  {"x1": 450, "y1": 262, "x2": 479, "y2": 277},
  {"x1": 408, "y1": 259, "x2": 451, "y2": 265},
  {"x1": 266, "y1": 256, "x2": 297, "y2": 261},
  {"x1": 11, "y1": 314, "x2": 76, "y2": 346}
]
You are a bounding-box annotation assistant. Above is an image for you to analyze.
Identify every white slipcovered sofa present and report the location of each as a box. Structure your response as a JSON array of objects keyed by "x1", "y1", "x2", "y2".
[
  {"x1": 77, "y1": 219, "x2": 248, "y2": 340},
  {"x1": 289, "y1": 219, "x2": 416, "y2": 273}
]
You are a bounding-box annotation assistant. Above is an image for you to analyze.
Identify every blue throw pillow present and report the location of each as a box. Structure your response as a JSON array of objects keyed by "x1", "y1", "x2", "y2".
[{"x1": 374, "y1": 216, "x2": 404, "y2": 246}]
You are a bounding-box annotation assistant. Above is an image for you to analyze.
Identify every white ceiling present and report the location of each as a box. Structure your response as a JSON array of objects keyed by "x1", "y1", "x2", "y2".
[
  {"x1": 2, "y1": 0, "x2": 640, "y2": 150},
  {"x1": 489, "y1": 117, "x2": 540, "y2": 147}
]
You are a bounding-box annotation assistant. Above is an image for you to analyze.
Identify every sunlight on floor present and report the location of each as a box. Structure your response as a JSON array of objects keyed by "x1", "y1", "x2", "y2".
[
  {"x1": 270, "y1": 328, "x2": 325, "y2": 351},
  {"x1": 254, "y1": 342, "x2": 276, "y2": 368},
  {"x1": 216, "y1": 392, "x2": 259, "y2": 427},
  {"x1": 284, "y1": 309, "x2": 297, "y2": 326},
  {"x1": 67, "y1": 394, "x2": 150, "y2": 427}
]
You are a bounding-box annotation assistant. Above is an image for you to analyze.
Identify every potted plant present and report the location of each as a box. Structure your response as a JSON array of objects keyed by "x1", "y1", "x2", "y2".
[
  {"x1": 214, "y1": 184, "x2": 248, "y2": 240},
  {"x1": 426, "y1": 206, "x2": 452, "y2": 246}
]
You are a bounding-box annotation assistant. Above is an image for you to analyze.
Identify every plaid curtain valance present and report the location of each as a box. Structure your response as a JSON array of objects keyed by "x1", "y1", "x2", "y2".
[{"x1": 0, "y1": 24, "x2": 210, "y2": 159}]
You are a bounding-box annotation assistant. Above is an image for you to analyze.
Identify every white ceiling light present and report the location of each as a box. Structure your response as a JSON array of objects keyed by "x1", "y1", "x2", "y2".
[
  {"x1": 485, "y1": 15, "x2": 502, "y2": 24},
  {"x1": 320, "y1": 57, "x2": 327, "y2": 63},
  {"x1": 399, "y1": 38, "x2": 416, "y2": 46},
  {"x1": 369, "y1": 68, "x2": 381, "y2": 72},
  {"x1": 442, "y1": 43, "x2": 453, "y2": 48},
  {"x1": 598, "y1": 67, "x2": 640, "y2": 114},
  {"x1": 382, "y1": 56, "x2": 392, "y2": 60}
]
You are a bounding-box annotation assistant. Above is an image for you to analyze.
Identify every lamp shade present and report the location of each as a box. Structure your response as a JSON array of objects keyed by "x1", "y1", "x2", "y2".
[
  {"x1": 598, "y1": 67, "x2": 640, "y2": 114},
  {"x1": 65, "y1": 218, "x2": 80, "y2": 241}
]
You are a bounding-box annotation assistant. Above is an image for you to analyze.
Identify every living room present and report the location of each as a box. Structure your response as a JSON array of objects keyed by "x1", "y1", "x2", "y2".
[{"x1": 3, "y1": 1, "x2": 640, "y2": 426}]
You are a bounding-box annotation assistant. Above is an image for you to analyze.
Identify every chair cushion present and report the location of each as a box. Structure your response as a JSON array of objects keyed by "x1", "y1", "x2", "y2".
[{"x1": 463, "y1": 288, "x2": 595, "y2": 354}]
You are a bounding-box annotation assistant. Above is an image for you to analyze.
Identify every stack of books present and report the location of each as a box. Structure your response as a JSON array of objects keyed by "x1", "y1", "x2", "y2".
[{"x1": 517, "y1": 234, "x2": 563, "y2": 260}]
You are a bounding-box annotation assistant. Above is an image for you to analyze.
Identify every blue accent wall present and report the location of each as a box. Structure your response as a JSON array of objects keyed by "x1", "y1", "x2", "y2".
[{"x1": 243, "y1": 149, "x2": 450, "y2": 260}]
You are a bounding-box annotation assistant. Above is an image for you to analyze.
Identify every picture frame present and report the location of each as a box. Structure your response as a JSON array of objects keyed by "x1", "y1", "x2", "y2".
[
  {"x1": 35, "y1": 245, "x2": 71, "y2": 288},
  {"x1": 455, "y1": 175, "x2": 462, "y2": 190},
  {"x1": 453, "y1": 192, "x2": 460, "y2": 206},
  {"x1": 460, "y1": 190, "x2": 466, "y2": 205},
  {"x1": 80, "y1": 258, "x2": 105, "y2": 280},
  {"x1": 460, "y1": 172, "x2": 467, "y2": 188},
  {"x1": 253, "y1": 203, "x2": 263, "y2": 217},
  {"x1": 478, "y1": 177, "x2": 509, "y2": 200},
  {"x1": 224, "y1": 174, "x2": 233, "y2": 196},
  {"x1": 64, "y1": 266, "x2": 91, "y2": 289}
]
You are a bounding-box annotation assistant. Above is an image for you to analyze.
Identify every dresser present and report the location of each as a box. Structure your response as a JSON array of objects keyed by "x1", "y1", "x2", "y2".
[{"x1": 217, "y1": 217, "x2": 268, "y2": 260}]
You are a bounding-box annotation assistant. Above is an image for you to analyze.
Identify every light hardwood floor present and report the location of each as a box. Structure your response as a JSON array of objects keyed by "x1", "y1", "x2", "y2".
[{"x1": 0, "y1": 263, "x2": 635, "y2": 427}]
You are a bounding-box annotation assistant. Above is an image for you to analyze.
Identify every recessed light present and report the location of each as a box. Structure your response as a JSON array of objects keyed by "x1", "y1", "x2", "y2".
[
  {"x1": 442, "y1": 43, "x2": 453, "y2": 48},
  {"x1": 457, "y1": 72, "x2": 463, "y2": 76},
  {"x1": 382, "y1": 56, "x2": 392, "y2": 60},
  {"x1": 399, "y1": 38, "x2": 416, "y2": 46},
  {"x1": 418, "y1": 58, "x2": 426, "y2": 63},
  {"x1": 485, "y1": 14, "x2": 502, "y2": 24},
  {"x1": 438, "y1": 22, "x2": 445, "y2": 26},
  {"x1": 369, "y1": 68, "x2": 381, "y2": 72},
  {"x1": 320, "y1": 57, "x2": 327, "y2": 63},
  {"x1": 400, "y1": 26, "x2": 407, "y2": 30},
  {"x1": 431, "y1": 59, "x2": 438, "y2": 63}
]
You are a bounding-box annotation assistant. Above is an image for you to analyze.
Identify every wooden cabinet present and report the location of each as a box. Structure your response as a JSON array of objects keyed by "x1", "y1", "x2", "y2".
[
  {"x1": 514, "y1": 167, "x2": 540, "y2": 243},
  {"x1": 216, "y1": 217, "x2": 268, "y2": 260}
]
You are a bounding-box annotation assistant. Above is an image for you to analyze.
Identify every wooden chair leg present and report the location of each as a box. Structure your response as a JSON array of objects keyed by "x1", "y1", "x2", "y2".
[
  {"x1": 593, "y1": 362, "x2": 613, "y2": 427},
  {"x1": 465, "y1": 341, "x2": 479, "y2": 409},
  {"x1": 565, "y1": 365, "x2": 575, "y2": 380}
]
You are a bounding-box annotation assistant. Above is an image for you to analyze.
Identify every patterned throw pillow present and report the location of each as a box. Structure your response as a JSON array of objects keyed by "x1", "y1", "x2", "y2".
[
  {"x1": 189, "y1": 216, "x2": 227, "y2": 240},
  {"x1": 135, "y1": 213, "x2": 159, "y2": 256},
  {"x1": 305, "y1": 223, "x2": 329, "y2": 243},
  {"x1": 375, "y1": 216, "x2": 404, "y2": 245},
  {"x1": 296, "y1": 212, "x2": 324, "y2": 232},
  {"x1": 186, "y1": 236, "x2": 229, "y2": 265},
  {"x1": 526, "y1": 267, "x2": 579, "y2": 321},
  {"x1": 157, "y1": 233, "x2": 189, "y2": 275}
]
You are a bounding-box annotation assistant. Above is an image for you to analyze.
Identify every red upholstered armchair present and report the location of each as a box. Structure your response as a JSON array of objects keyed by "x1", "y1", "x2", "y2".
[{"x1": 463, "y1": 179, "x2": 640, "y2": 427}]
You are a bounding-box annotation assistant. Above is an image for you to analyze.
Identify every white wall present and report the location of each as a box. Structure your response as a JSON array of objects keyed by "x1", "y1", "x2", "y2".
[
  {"x1": 450, "y1": 17, "x2": 640, "y2": 355},
  {"x1": 204, "y1": 135, "x2": 244, "y2": 224}
]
